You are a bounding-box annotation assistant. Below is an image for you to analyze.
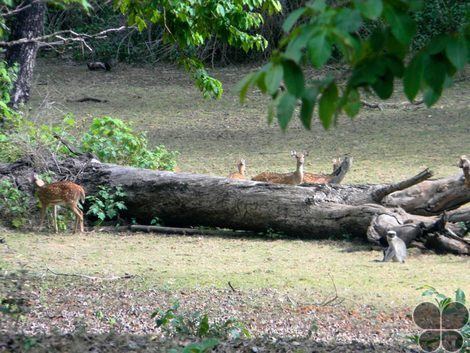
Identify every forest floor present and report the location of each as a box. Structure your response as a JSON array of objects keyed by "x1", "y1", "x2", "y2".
[{"x1": 1, "y1": 60, "x2": 469, "y2": 352}]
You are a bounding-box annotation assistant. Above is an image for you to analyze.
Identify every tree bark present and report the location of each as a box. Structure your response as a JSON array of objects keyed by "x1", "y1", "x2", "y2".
[
  {"x1": 4, "y1": 0, "x2": 46, "y2": 107},
  {"x1": 1, "y1": 156, "x2": 468, "y2": 255}
]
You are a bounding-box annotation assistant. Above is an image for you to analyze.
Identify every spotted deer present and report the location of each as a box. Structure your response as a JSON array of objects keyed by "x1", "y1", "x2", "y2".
[
  {"x1": 228, "y1": 159, "x2": 246, "y2": 180},
  {"x1": 303, "y1": 156, "x2": 352, "y2": 184},
  {"x1": 32, "y1": 174, "x2": 85, "y2": 233},
  {"x1": 252, "y1": 151, "x2": 308, "y2": 185}
]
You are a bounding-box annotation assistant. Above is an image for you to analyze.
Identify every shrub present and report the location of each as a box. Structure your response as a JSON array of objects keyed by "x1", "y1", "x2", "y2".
[
  {"x1": 86, "y1": 185, "x2": 127, "y2": 225},
  {"x1": 152, "y1": 301, "x2": 251, "y2": 340},
  {"x1": 412, "y1": 0, "x2": 468, "y2": 50},
  {"x1": 0, "y1": 179, "x2": 30, "y2": 228},
  {"x1": 81, "y1": 116, "x2": 179, "y2": 170}
]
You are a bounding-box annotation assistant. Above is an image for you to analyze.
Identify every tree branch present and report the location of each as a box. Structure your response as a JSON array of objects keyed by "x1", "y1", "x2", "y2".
[
  {"x1": 1, "y1": 0, "x2": 42, "y2": 17},
  {"x1": 0, "y1": 26, "x2": 132, "y2": 48},
  {"x1": 372, "y1": 168, "x2": 434, "y2": 203}
]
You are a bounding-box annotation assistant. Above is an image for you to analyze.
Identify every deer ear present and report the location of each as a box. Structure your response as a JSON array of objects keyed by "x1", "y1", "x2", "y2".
[
  {"x1": 303, "y1": 151, "x2": 309, "y2": 157},
  {"x1": 291, "y1": 150, "x2": 297, "y2": 157}
]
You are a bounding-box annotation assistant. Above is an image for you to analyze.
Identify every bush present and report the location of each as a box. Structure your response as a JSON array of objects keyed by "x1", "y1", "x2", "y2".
[
  {"x1": 412, "y1": 0, "x2": 468, "y2": 50},
  {"x1": 86, "y1": 185, "x2": 127, "y2": 225},
  {"x1": 0, "y1": 115, "x2": 179, "y2": 171},
  {"x1": 0, "y1": 179, "x2": 30, "y2": 228},
  {"x1": 81, "y1": 116, "x2": 178, "y2": 170}
]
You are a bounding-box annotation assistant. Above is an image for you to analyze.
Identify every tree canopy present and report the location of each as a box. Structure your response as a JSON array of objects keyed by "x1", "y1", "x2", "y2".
[{"x1": 238, "y1": 0, "x2": 469, "y2": 129}]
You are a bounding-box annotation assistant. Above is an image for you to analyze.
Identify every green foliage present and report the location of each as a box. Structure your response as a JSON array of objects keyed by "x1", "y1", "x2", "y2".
[
  {"x1": 239, "y1": 0, "x2": 469, "y2": 130},
  {"x1": 86, "y1": 185, "x2": 127, "y2": 225},
  {"x1": 0, "y1": 114, "x2": 79, "y2": 163},
  {"x1": 0, "y1": 179, "x2": 30, "y2": 228},
  {"x1": 114, "y1": 0, "x2": 281, "y2": 98},
  {"x1": 0, "y1": 61, "x2": 19, "y2": 125},
  {"x1": 152, "y1": 301, "x2": 251, "y2": 340},
  {"x1": 412, "y1": 0, "x2": 468, "y2": 50},
  {"x1": 81, "y1": 116, "x2": 178, "y2": 170},
  {"x1": 418, "y1": 285, "x2": 466, "y2": 309}
]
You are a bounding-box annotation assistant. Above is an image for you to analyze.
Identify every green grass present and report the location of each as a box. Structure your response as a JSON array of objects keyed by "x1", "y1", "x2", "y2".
[
  {"x1": 2, "y1": 231, "x2": 468, "y2": 310},
  {"x1": 27, "y1": 59, "x2": 469, "y2": 183}
]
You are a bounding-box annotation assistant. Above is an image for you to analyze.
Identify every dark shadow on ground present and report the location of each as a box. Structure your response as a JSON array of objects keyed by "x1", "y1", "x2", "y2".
[{"x1": 0, "y1": 333, "x2": 420, "y2": 353}]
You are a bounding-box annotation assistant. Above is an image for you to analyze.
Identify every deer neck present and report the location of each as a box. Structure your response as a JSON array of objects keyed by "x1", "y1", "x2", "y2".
[
  {"x1": 239, "y1": 164, "x2": 246, "y2": 176},
  {"x1": 294, "y1": 160, "x2": 304, "y2": 182}
]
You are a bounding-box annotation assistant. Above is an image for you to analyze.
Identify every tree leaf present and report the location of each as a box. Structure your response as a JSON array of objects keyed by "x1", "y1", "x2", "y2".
[
  {"x1": 455, "y1": 288, "x2": 466, "y2": 304},
  {"x1": 265, "y1": 64, "x2": 284, "y2": 95},
  {"x1": 236, "y1": 72, "x2": 256, "y2": 103},
  {"x1": 299, "y1": 87, "x2": 319, "y2": 130},
  {"x1": 319, "y1": 83, "x2": 338, "y2": 129},
  {"x1": 344, "y1": 89, "x2": 361, "y2": 118},
  {"x1": 384, "y1": 6, "x2": 416, "y2": 45},
  {"x1": 334, "y1": 8, "x2": 362, "y2": 33},
  {"x1": 308, "y1": 32, "x2": 332, "y2": 68},
  {"x1": 277, "y1": 92, "x2": 297, "y2": 131},
  {"x1": 423, "y1": 58, "x2": 446, "y2": 97},
  {"x1": 372, "y1": 70, "x2": 394, "y2": 99},
  {"x1": 354, "y1": 0, "x2": 383, "y2": 20},
  {"x1": 404, "y1": 54, "x2": 424, "y2": 101},
  {"x1": 446, "y1": 36, "x2": 467, "y2": 70},
  {"x1": 423, "y1": 85, "x2": 440, "y2": 107},
  {"x1": 282, "y1": 7, "x2": 306, "y2": 33},
  {"x1": 282, "y1": 60, "x2": 305, "y2": 97}
]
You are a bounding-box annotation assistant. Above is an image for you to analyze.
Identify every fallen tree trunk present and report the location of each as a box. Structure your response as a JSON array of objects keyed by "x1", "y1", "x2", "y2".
[{"x1": 1, "y1": 156, "x2": 469, "y2": 255}]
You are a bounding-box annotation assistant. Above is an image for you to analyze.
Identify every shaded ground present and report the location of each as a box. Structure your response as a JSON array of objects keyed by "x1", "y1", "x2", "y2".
[
  {"x1": 26, "y1": 59, "x2": 470, "y2": 183},
  {"x1": 1, "y1": 271, "x2": 418, "y2": 353}
]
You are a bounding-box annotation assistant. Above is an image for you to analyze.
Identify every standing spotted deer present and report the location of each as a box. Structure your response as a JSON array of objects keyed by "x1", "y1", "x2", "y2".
[
  {"x1": 252, "y1": 151, "x2": 308, "y2": 185},
  {"x1": 32, "y1": 174, "x2": 85, "y2": 233}
]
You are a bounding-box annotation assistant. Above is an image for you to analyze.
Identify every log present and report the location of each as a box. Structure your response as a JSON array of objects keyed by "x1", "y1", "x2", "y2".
[{"x1": 1, "y1": 157, "x2": 469, "y2": 255}]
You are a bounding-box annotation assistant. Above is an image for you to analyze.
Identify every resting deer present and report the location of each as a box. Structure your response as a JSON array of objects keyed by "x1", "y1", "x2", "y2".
[
  {"x1": 228, "y1": 159, "x2": 246, "y2": 180},
  {"x1": 32, "y1": 174, "x2": 85, "y2": 233},
  {"x1": 252, "y1": 151, "x2": 308, "y2": 185},
  {"x1": 458, "y1": 155, "x2": 470, "y2": 187},
  {"x1": 303, "y1": 156, "x2": 352, "y2": 184}
]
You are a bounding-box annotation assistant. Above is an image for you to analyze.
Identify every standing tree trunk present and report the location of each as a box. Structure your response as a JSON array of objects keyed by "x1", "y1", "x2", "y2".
[{"x1": 5, "y1": 0, "x2": 46, "y2": 107}]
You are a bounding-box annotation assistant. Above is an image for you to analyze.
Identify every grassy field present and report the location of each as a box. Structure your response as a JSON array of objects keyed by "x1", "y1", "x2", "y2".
[
  {"x1": 2, "y1": 231, "x2": 469, "y2": 310},
  {"x1": 27, "y1": 59, "x2": 470, "y2": 183}
]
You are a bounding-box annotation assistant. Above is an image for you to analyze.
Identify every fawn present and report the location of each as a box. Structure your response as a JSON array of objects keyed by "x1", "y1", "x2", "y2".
[
  {"x1": 252, "y1": 151, "x2": 308, "y2": 185},
  {"x1": 227, "y1": 159, "x2": 246, "y2": 180},
  {"x1": 32, "y1": 174, "x2": 85, "y2": 233}
]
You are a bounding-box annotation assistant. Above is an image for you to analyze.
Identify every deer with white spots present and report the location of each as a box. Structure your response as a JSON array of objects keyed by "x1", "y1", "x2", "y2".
[
  {"x1": 32, "y1": 174, "x2": 85, "y2": 233},
  {"x1": 252, "y1": 151, "x2": 308, "y2": 185}
]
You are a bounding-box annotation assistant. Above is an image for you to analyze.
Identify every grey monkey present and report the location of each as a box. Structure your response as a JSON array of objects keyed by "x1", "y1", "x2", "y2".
[{"x1": 383, "y1": 230, "x2": 407, "y2": 263}]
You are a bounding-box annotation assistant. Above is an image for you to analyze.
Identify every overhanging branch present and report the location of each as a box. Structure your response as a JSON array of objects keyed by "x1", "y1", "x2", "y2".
[{"x1": 0, "y1": 26, "x2": 133, "y2": 49}]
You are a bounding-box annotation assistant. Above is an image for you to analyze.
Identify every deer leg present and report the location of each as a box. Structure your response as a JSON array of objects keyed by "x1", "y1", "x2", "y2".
[
  {"x1": 70, "y1": 204, "x2": 84, "y2": 233},
  {"x1": 39, "y1": 204, "x2": 47, "y2": 231},
  {"x1": 52, "y1": 205, "x2": 58, "y2": 233}
]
